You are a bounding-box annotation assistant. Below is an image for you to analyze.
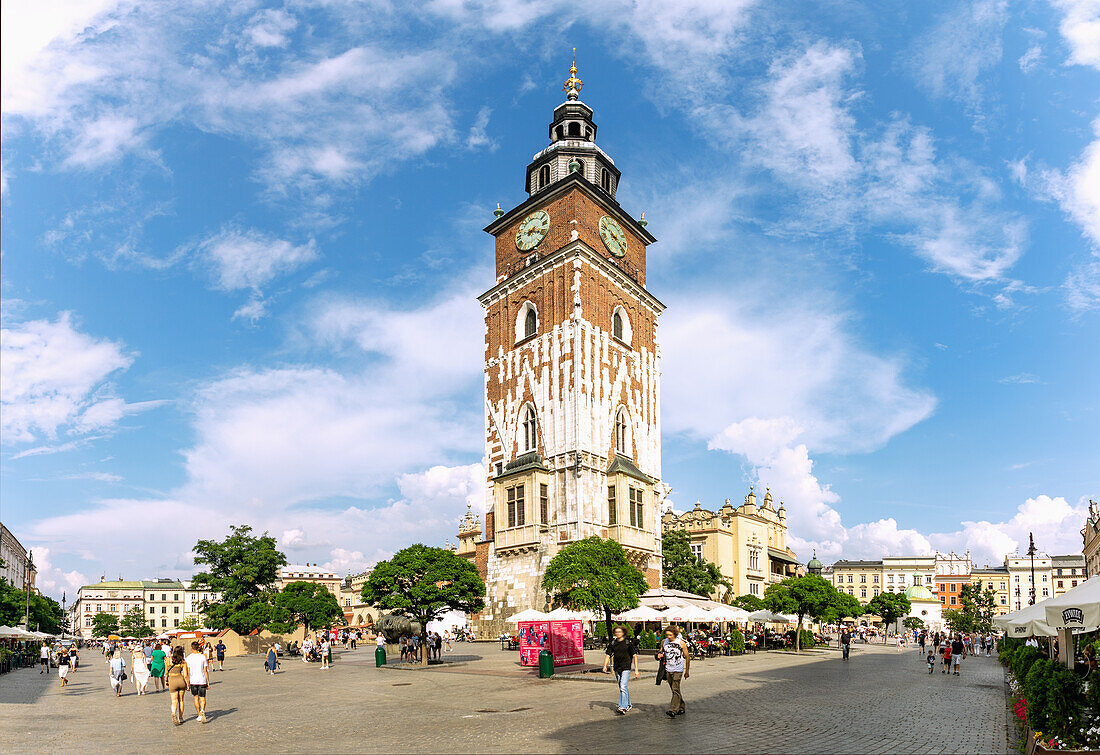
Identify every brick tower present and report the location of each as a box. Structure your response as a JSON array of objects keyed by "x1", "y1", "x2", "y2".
[{"x1": 461, "y1": 55, "x2": 666, "y2": 637}]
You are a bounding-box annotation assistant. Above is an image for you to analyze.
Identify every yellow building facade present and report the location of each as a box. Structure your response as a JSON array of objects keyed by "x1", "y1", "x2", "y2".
[
  {"x1": 970, "y1": 567, "x2": 1011, "y2": 617},
  {"x1": 660, "y1": 487, "x2": 801, "y2": 601},
  {"x1": 830, "y1": 560, "x2": 884, "y2": 604}
]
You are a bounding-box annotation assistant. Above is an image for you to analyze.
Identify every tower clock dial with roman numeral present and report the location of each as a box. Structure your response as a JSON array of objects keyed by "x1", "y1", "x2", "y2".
[{"x1": 515, "y1": 210, "x2": 550, "y2": 251}]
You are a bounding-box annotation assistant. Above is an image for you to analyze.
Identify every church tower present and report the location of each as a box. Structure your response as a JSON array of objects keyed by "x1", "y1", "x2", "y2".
[{"x1": 463, "y1": 55, "x2": 666, "y2": 636}]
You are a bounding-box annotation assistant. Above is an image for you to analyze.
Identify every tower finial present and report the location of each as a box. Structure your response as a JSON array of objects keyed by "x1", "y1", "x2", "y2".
[{"x1": 563, "y1": 47, "x2": 583, "y2": 100}]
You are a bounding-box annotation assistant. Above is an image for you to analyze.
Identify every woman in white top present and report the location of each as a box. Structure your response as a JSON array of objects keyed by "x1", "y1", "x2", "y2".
[
  {"x1": 108, "y1": 650, "x2": 127, "y2": 697},
  {"x1": 131, "y1": 645, "x2": 151, "y2": 694},
  {"x1": 320, "y1": 639, "x2": 331, "y2": 670}
]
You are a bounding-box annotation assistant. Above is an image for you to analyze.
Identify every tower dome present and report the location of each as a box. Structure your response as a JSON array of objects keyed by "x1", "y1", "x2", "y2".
[
  {"x1": 903, "y1": 584, "x2": 936, "y2": 602},
  {"x1": 807, "y1": 550, "x2": 823, "y2": 576}
]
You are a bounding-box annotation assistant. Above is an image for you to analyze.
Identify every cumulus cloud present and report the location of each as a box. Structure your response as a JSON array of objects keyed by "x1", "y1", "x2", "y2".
[
  {"x1": 193, "y1": 226, "x2": 318, "y2": 292},
  {"x1": 1, "y1": 313, "x2": 135, "y2": 444},
  {"x1": 1051, "y1": 0, "x2": 1100, "y2": 69}
]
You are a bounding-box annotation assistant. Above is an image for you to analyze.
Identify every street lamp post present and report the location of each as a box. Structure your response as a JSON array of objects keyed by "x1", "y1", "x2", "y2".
[{"x1": 1027, "y1": 533, "x2": 1037, "y2": 606}]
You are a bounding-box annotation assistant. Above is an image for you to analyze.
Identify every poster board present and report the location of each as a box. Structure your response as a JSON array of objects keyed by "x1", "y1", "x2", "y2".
[{"x1": 518, "y1": 619, "x2": 584, "y2": 666}]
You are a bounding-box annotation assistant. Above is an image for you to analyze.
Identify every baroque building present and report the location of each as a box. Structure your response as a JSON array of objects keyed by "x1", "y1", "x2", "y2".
[
  {"x1": 458, "y1": 58, "x2": 665, "y2": 637},
  {"x1": 660, "y1": 487, "x2": 801, "y2": 601}
]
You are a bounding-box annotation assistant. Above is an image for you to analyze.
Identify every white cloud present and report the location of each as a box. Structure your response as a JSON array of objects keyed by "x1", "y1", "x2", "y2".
[
  {"x1": 1051, "y1": 0, "x2": 1100, "y2": 69},
  {"x1": 466, "y1": 106, "x2": 495, "y2": 150},
  {"x1": 999, "y1": 373, "x2": 1043, "y2": 384},
  {"x1": 245, "y1": 8, "x2": 296, "y2": 49},
  {"x1": 1, "y1": 313, "x2": 134, "y2": 444},
  {"x1": 934, "y1": 495, "x2": 1090, "y2": 566},
  {"x1": 29, "y1": 547, "x2": 88, "y2": 597},
  {"x1": 663, "y1": 293, "x2": 936, "y2": 455},
  {"x1": 1019, "y1": 44, "x2": 1044, "y2": 72},
  {"x1": 908, "y1": 0, "x2": 1008, "y2": 127},
  {"x1": 193, "y1": 226, "x2": 318, "y2": 292}
]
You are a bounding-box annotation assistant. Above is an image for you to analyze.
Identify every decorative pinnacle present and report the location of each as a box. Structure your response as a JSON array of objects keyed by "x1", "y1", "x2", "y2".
[
  {"x1": 493, "y1": 202, "x2": 504, "y2": 218},
  {"x1": 563, "y1": 47, "x2": 583, "y2": 100},
  {"x1": 639, "y1": 211, "x2": 647, "y2": 227}
]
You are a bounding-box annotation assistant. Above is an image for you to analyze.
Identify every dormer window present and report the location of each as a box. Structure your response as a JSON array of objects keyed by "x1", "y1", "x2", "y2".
[{"x1": 538, "y1": 164, "x2": 550, "y2": 189}]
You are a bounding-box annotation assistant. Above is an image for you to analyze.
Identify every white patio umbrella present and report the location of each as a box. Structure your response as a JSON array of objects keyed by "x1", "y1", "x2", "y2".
[
  {"x1": 613, "y1": 605, "x2": 664, "y2": 622},
  {"x1": 747, "y1": 609, "x2": 791, "y2": 624},
  {"x1": 506, "y1": 609, "x2": 550, "y2": 623},
  {"x1": 545, "y1": 607, "x2": 593, "y2": 621},
  {"x1": 706, "y1": 605, "x2": 751, "y2": 622},
  {"x1": 661, "y1": 604, "x2": 712, "y2": 623},
  {"x1": 994, "y1": 601, "x2": 1057, "y2": 638},
  {"x1": 0, "y1": 625, "x2": 22, "y2": 639},
  {"x1": 1043, "y1": 576, "x2": 1100, "y2": 631}
]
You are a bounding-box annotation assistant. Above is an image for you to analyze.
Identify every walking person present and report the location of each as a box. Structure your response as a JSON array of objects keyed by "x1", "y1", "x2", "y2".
[
  {"x1": 602, "y1": 626, "x2": 639, "y2": 715},
  {"x1": 108, "y1": 649, "x2": 127, "y2": 697},
  {"x1": 69, "y1": 644, "x2": 80, "y2": 670},
  {"x1": 166, "y1": 647, "x2": 188, "y2": 725},
  {"x1": 433, "y1": 632, "x2": 443, "y2": 662},
  {"x1": 56, "y1": 646, "x2": 71, "y2": 688},
  {"x1": 840, "y1": 628, "x2": 851, "y2": 661},
  {"x1": 951, "y1": 634, "x2": 965, "y2": 676},
  {"x1": 132, "y1": 644, "x2": 151, "y2": 695},
  {"x1": 266, "y1": 645, "x2": 278, "y2": 675},
  {"x1": 215, "y1": 640, "x2": 226, "y2": 672},
  {"x1": 39, "y1": 642, "x2": 50, "y2": 674},
  {"x1": 185, "y1": 641, "x2": 210, "y2": 723},
  {"x1": 320, "y1": 637, "x2": 330, "y2": 670},
  {"x1": 657, "y1": 626, "x2": 690, "y2": 718},
  {"x1": 941, "y1": 642, "x2": 951, "y2": 674},
  {"x1": 444, "y1": 630, "x2": 453, "y2": 653},
  {"x1": 150, "y1": 642, "x2": 167, "y2": 692}
]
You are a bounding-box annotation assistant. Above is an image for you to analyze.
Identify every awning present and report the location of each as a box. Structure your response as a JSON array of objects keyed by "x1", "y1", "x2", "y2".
[{"x1": 768, "y1": 548, "x2": 800, "y2": 566}]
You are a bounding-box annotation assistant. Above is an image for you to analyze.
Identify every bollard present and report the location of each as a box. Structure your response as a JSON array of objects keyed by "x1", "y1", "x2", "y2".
[
  {"x1": 375, "y1": 645, "x2": 387, "y2": 667},
  {"x1": 538, "y1": 648, "x2": 554, "y2": 678}
]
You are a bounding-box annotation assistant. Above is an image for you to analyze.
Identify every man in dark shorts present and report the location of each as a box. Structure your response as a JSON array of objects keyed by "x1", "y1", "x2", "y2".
[
  {"x1": 215, "y1": 640, "x2": 226, "y2": 671},
  {"x1": 185, "y1": 641, "x2": 210, "y2": 723}
]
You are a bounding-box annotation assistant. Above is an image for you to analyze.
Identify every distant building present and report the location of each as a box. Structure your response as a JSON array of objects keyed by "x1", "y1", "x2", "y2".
[
  {"x1": 971, "y1": 566, "x2": 1011, "y2": 616},
  {"x1": 1083, "y1": 500, "x2": 1100, "y2": 578},
  {"x1": 661, "y1": 487, "x2": 801, "y2": 601},
  {"x1": 1006, "y1": 551, "x2": 1053, "y2": 610},
  {"x1": 830, "y1": 560, "x2": 884, "y2": 603},
  {"x1": 1052, "y1": 554, "x2": 1086, "y2": 597},
  {"x1": 279, "y1": 564, "x2": 341, "y2": 598},
  {"x1": 74, "y1": 580, "x2": 144, "y2": 639},
  {"x1": 142, "y1": 580, "x2": 186, "y2": 632},
  {"x1": 0, "y1": 522, "x2": 36, "y2": 593}
]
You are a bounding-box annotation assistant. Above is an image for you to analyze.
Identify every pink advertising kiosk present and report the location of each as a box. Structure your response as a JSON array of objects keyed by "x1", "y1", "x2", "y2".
[{"x1": 517, "y1": 618, "x2": 584, "y2": 667}]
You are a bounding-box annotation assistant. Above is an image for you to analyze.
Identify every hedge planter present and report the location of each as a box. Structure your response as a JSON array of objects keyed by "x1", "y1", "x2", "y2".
[{"x1": 1026, "y1": 728, "x2": 1088, "y2": 755}]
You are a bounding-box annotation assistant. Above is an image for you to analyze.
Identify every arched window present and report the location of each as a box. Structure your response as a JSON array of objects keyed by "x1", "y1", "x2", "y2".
[
  {"x1": 612, "y1": 311, "x2": 623, "y2": 340},
  {"x1": 568, "y1": 122, "x2": 580, "y2": 137},
  {"x1": 538, "y1": 164, "x2": 550, "y2": 189},
  {"x1": 520, "y1": 405, "x2": 537, "y2": 453},
  {"x1": 515, "y1": 302, "x2": 538, "y2": 342},
  {"x1": 524, "y1": 307, "x2": 537, "y2": 339},
  {"x1": 614, "y1": 408, "x2": 628, "y2": 455},
  {"x1": 555, "y1": 125, "x2": 564, "y2": 140},
  {"x1": 611, "y1": 306, "x2": 631, "y2": 344},
  {"x1": 601, "y1": 169, "x2": 611, "y2": 192}
]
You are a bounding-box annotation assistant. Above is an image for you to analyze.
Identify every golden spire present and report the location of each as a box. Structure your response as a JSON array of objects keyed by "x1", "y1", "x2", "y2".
[{"x1": 563, "y1": 47, "x2": 583, "y2": 100}]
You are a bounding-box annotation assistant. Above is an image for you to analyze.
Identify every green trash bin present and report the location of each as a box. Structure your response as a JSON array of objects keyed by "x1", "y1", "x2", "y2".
[
  {"x1": 375, "y1": 645, "x2": 387, "y2": 667},
  {"x1": 538, "y1": 649, "x2": 554, "y2": 678}
]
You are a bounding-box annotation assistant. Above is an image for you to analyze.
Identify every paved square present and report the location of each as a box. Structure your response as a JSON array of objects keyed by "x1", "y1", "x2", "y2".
[{"x1": 1, "y1": 642, "x2": 1008, "y2": 753}]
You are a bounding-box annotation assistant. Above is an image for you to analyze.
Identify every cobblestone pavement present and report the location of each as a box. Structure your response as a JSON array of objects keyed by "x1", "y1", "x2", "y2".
[{"x1": 1, "y1": 642, "x2": 1008, "y2": 754}]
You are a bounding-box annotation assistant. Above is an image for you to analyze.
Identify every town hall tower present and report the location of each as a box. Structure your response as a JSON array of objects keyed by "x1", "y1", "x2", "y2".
[{"x1": 457, "y1": 56, "x2": 666, "y2": 636}]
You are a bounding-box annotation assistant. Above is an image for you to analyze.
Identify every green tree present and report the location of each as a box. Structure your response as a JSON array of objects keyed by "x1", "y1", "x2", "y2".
[
  {"x1": 661, "y1": 530, "x2": 726, "y2": 597},
  {"x1": 92, "y1": 611, "x2": 119, "y2": 638},
  {"x1": 730, "y1": 593, "x2": 767, "y2": 612},
  {"x1": 0, "y1": 579, "x2": 65, "y2": 633},
  {"x1": 191, "y1": 525, "x2": 288, "y2": 635},
  {"x1": 177, "y1": 616, "x2": 202, "y2": 632},
  {"x1": 362, "y1": 544, "x2": 485, "y2": 667},
  {"x1": 865, "y1": 592, "x2": 912, "y2": 643},
  {"x1": 270, "y1": 581, "x2": 347, "y2": 634},
  {"x1": 943, "y1": 584, "x2": 996, "y2": 635},
  {"x1": 764, "y1": 575, "x2": 838, "y2": 651},
  {"x1": 120, "y1": 605, "x2": 154, "y2": 638},
  {"x1": 542, "y1": 536, "x2": 649, "y2": 640},
  {"x1": 903, "y1": 616, "x2": 925, "y2": 631}
]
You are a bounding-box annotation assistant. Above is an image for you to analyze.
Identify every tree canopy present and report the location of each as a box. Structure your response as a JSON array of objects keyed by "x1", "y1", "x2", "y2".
[
  {"x1": 730, "y1": 593, "x2": 767, "y2": 612},
  {"x1": 191, "y1": 525, "x2": 288, "y2": 635},
  {"x1": 271, "y1": 581, "x2": 346, "y2": 633},
  {"x1": 362, "y1": 544, "x2": 485, "y2": 666},
  {"x1": 866, "y1": 592, "x2": 912, "y2": 642},
  {"x1": 92, "y1": 611, "x2": 119, "y2": 638},
  {"x1": 0, "y1": 578, "x2": 65, "y2": 634},
  {"x1": 824, "y1": 592, "x2": 864, "y2": 625},
  {"x1": 121, "y1": 605, "x2": 154, "y2": 638},
  {"x1": 661, "y1": 530, "x2": 726, "y2": 597},
  {"x1": 764, "y1": 575, "x2": 837, "y2": 650},
  {"x1": 542, "y1": 536, "x2": 649, "y2": 635},
  {"x1": 943, "y1": 584, "x2": 996, "y2": 634}
]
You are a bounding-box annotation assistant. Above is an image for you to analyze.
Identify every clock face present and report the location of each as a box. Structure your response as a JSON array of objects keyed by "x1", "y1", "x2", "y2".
[
  {"x1": 515, "y1": 210, "x2": 550, "y2": 251},
  {"x1": 599, "y1": 215, "x2": 627, "y2": 258}
]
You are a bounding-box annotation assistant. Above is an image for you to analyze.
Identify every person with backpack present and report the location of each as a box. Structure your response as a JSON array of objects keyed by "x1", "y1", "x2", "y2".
[{"x1": 657, "y1": 626, "x2": 690, "y2": 718}]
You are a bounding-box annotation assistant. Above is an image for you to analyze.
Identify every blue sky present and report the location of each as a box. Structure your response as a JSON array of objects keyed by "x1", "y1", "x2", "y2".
[{"x1": 1, "y1": 0, "x2": 1097, "y2": 600}]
